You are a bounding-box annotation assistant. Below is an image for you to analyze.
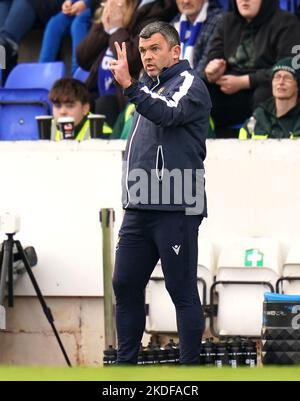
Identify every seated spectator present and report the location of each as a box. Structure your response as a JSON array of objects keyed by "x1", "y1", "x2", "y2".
[
  {"x1": 49, "y1": 77, "x2": 111, "y2": 140},
  {"x1": 39, "y1": 1, "x2": 92, "y2": 74},
  {"x1": 239, "y1": 57, "x2": 300, "y2": 139},
  {"x1": 172, "y1": 0, "x2": 223, "y2": 77},
  {"x1": 204, "y1": 0, "x2": 300, "y2": 137},
  {"x1": 0, "y1": 0, "x2": 64, "y2": 80},
  {"x1": 76, "y1": 0, "x2": 178, "y2": 130},
  {"x1": 111, "y1": 103, "x2": 136, "y2": 139}
]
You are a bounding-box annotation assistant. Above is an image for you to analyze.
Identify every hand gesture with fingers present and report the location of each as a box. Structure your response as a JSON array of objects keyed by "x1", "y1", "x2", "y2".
[{"x1": 110, "y1": 41, "x2": 132, "y2": 89}]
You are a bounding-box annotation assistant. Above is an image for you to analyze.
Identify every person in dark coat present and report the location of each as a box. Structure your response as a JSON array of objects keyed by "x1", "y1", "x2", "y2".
[
  {"x1": 110, "y1": 21, "x2": 211, "y2": 365},
  {"x1": 239, "y1": 57, "x2": 300, "y2": 139},
  {"x1": 76, "y1": 0, "x2": 178, "y2": 129}
]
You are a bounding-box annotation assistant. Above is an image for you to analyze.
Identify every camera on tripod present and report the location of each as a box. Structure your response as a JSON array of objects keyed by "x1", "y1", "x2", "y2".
[
  {"x1": 0, "y1": 213, "x2": 71, "y2": 365},
  {"x1": 0, "y1": 213, "x2": 37, "y2": 280},
  {"x1": 0, "y1": 213, "x2": 20, "y2": 234}
]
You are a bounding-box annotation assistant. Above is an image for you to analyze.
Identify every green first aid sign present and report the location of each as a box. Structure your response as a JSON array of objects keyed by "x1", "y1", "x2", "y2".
[{"x1": 244, "y1": 249, "x2": 264, "y2": 267}]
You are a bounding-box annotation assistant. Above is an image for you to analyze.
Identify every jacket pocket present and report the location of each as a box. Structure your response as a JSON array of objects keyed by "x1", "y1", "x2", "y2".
[{"x1": 155, "y1": 145, "x2": 165, "y2": 181}]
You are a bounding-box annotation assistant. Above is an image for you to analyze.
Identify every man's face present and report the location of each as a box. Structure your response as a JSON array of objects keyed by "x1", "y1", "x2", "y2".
[
  {"x1": 52, "y1": 100, "x2": 90, "y2": 126},
  {"x1": 236, "y1": 0, "x2": 262, "y2": 21},
  {"x1": 272, "y1": 71, "x2": 298, "y2": 100},
  {"x1": 139, "y1": 33, "x2": 181, "y2": 79},
  {"x1": 176, "y1": 0, "x2": 206, "y2": 21}
]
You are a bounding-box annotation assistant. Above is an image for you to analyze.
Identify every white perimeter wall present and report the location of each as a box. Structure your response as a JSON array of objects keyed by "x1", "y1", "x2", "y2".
[
  {"x1": 0, "y1": 140, "x2": 125, "y2": 296},
  {"x1": 0, "y1": 139, "x2": 300, "y2": 297}
]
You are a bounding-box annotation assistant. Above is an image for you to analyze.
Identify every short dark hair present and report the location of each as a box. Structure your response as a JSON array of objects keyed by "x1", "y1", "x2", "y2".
[
  {"x1": 49, "y1": 78, "x2": 90, "y2": 105},
  {"x1": 139, "y1": 21, "x2": 180, "y2": 48}
]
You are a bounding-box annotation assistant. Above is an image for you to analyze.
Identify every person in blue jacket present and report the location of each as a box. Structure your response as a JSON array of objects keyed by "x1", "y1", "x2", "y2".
[{"x1": 110, "y1": 21, "x2": 211, "y2": 365}]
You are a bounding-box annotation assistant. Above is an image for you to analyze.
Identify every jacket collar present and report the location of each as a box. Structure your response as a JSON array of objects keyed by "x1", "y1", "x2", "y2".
[{"x1": 142, "y1": 59, "x2": 191, "y2": 87}]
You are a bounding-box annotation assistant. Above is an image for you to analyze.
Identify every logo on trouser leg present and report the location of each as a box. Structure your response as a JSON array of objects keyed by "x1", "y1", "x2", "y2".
[
  {"x1": 172, "y1": 245, "x2": 181, "y2": 255},
  {"x1": 115, "y1": 236, "x2": 121, "y2": 251}
]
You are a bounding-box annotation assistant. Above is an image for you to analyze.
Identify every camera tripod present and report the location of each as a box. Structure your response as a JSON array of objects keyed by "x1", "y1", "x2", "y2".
[{"x1": 0, "y1": 233, "x2": 71, "y2": 367}]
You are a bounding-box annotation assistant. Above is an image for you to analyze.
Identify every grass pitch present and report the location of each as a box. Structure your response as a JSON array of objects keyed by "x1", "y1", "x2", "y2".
[{"x1": 1, "y1": 365, "x2": 300, "y2": 381}]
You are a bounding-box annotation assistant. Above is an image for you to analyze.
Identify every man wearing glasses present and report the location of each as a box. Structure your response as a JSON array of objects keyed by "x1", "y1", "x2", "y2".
[{"x1": 239, "y1": 57, "x2": 300, "y2": 139}]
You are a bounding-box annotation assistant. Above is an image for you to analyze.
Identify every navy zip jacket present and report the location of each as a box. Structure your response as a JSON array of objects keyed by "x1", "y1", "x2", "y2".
[{"x1": 122, "y1": 60, "x2": 211, "y2": 216}]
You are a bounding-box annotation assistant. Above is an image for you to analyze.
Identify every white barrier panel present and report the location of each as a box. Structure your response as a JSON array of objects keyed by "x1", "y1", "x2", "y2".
[
  {"x1": 0, "y1": 140, "x2": 125, "y2": 296},
  {"x1": 201, "y1": 139, "x2": 300, "y2": 243},
  {"x1": 1, "y1": 139, "x2": 300, "y2": 297}
]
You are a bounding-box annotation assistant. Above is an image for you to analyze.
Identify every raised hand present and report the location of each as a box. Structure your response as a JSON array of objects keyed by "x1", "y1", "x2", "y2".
[{"x1": 110, "y1": 41, "x2": 132, "y2": 89}]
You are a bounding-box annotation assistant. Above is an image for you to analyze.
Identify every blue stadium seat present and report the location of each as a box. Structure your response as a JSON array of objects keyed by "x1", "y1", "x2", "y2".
[
  {"x1": 279, "y1": 0, "x2": 295, "y2": 11},
  {"x1": 218, "y1": 0, "x2": 230, "y2": 10},
  {"x1": 73, "y1": 66, "x2": 89, "y2": 82},
  {"x1": 0, "y1": 88, "x2": 51, "y2": 140},
  {"x1": 0, "y1": 62, "x2": 64, "y2": 140},
  {"x1": 280, "y1": 0, "x2": 288, "y2": 10},
  {"x1": 5, "y1": 62, "x2": 65, "y2": 90}
]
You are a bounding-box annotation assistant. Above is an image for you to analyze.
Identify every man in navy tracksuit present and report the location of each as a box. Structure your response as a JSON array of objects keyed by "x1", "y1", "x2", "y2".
[{"x1": 110, "y1": 21, "x2": 211, "y2": 364}]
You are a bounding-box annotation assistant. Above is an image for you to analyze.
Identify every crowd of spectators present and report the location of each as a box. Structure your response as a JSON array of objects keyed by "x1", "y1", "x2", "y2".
[{"x1": 205, "y1": 0, "x2": 300, "y2": 137}]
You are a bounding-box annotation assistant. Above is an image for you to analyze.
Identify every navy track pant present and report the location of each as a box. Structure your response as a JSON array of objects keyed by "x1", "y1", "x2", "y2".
[{"x1": 112, "y1": 210, "x2": 204, "y2": 364}]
